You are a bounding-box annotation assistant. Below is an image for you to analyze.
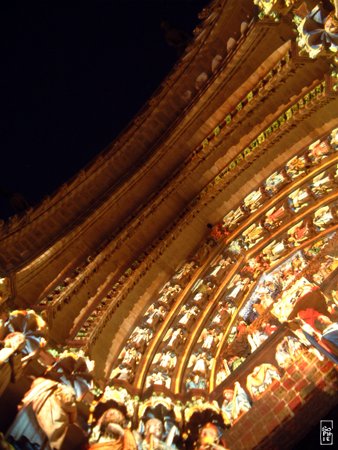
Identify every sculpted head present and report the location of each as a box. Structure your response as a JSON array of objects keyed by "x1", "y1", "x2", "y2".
[
  {"x1": 199, "y1": 422, "x2": 220, "y2": 445},
  {"x1": 145, "y1": 418, "x2": 163, "y2": 440}
]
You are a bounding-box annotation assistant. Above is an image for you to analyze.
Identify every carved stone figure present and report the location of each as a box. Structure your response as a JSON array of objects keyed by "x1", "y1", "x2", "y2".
[
  {"x1": 243, "y1": 188, "x2": 264, "y2": 213},
  {"x1": 313, "y1": 206, "x2": 335, "y2": 231},
  {"x1": 141, "y1": 418, "x2": 178, "y2": 449},
  {"x1": 288, "y1": 188, "x2": 310, "y2": 212},
  {"x1": 225, "y1": 276, "x2": 251, "y2": 300},
  {"x1": 264, "y1": 205, "x2": 288, "y2": 230},
  {"x1": 163, "y1": 328, "x2": 185, "y2": 349},
  {"x1": 172, "y1": 261, "x2": 196, "y2": 285},
  {"x1": 186, "y1": 373, "x2": 207, "y2": 391},
  {"x1": 155, "y1": 351, "x2": 177, "y2": 372},
  {"x1": 222, "y1": 207, "x2": 246, "y2": 230},
  {"x1": 242, "y1": 223, "x2": 264, "y2": 248},
  {"x1": 119, "y1": 346, "x2": 141, "y2": 369},
  {"x1": 262, "y1": 240, "x2": 286, "y2": 263},
  {"x1": 0, "y1": 332, "x2": 25, "y2": 365},
  {"x1": 128, "y1": 327, "x2": 153, "y2": 352},
  {"x1": 265, "y1": 170, "x2": 288, "y2": 195},
  {"x1": 246, "y1": 364, "x2": 280, "y2": 399},
  {"x1": 285, "y1": 155, "x2": 308, "y2": 179},
  {"x1": 0, "y1": 332, "x2": 26, "y2": 396},
  {"x1": 188, "y1": 352, "x2": 212, "y2": 376},
  {"x1": 308, "y1": 139, "x2": 331, "y2": 163},
  {"x1": 7, "y1": 377, "x2": 77, "y2": 449},
  {"x1": 89, "y1": 408, "x2": 137, "y2": 450},
  {"x1": 275, "y1": 335, "x2": 303, "y2": 369},
  {"x1": 221, "y1": 382, "x2": 251, "y2": 425},
  {"x1": 110, "y1": 365, "x2": 134, "y2": 384},
  {"x1": 287, "y1": 221, "x2": 311, "y2": 247},
  {"x1": 144, "y1": 306, "x2": 167, "y2": 329},
  {"x1": 196, "y1": 423, "x2": 228, "y2": 450},
  {"x1": 178, "y1": 306, "x2": 199, "y2": 328},
  {"x1": 146, "y1": 370, "x2": 171, "y2": 389},
  {"x1": 207, "y1": 256, "x2": 232, "y2": 283},
  {"x1": 198, "y1": 328, "x2": 220, "y2": 351}
]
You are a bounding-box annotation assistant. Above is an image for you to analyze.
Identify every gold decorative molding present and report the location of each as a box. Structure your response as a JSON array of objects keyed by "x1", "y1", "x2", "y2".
[
  {"x1": 46, "y1": 41, "x2": 295, "y2": 333},
  {"x1": 84, "y1": 80, "x2": 334, "y2": 354}
]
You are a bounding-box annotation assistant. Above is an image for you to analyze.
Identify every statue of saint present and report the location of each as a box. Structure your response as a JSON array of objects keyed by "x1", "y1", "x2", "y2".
[
  {"x1": 141, "y1": 418, "x2": 178, "y2": 450},
  {"x1": 7, "y1": 377, "x2": 77, "y2": 449},
  {"x1": 221, "y1": 382, "x2": 251, "y2": 425},
  {"x1": 195, "y1": 423, "x2": 228, "y2": 450},
  {"x1": 89, "y1": 408, "x2": 137, "y2": 450}
]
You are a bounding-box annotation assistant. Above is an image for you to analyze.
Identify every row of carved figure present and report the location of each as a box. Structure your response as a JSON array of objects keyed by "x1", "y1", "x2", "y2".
[
  {"x1": 0, "y1": 347, "x2": 301, "y2": 449},
  {"x1": 110, "y1": 259, "x2": 202, "y2": 384},
  {"x1": 111, "y1": 250, "x2": 243, "y2": 385},
  {"x1": 33, "y1": 11, "x2": 303, "y2": 331},
  {"x1": 214, "y1": 241, "x2": 338, "y2": 388},
  {"x1": 39, "y1": 129, "x2": 337, "y2": 353},
  {"x1": 3, "y1": 332, "x2": 335, "y2": 450},
  {"x1": 38, "y1": 239, "x2": 145, "y2": 309},
  {"x1": 216, "y1": 130, "x2": 338, "y2": 237},
  {"x1": 110, "y1": 218, "x2": 337, "y2": 392},
  {"x1": 2, "y1": 286, "x2": 337, "y2": 450},
  {"x1": 73, "y1": 237, "x2": 218, "y2": 345}
]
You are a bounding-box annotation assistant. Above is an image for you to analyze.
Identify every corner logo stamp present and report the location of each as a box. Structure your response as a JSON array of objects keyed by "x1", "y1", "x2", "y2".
[{"x1": 320, "y1": 420, "x2": 333, "y2": 445}]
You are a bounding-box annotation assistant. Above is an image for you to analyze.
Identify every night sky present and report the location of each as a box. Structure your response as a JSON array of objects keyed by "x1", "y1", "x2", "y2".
[{"x1": 0, "y1": 0, "x2": 210, "y2": 219}]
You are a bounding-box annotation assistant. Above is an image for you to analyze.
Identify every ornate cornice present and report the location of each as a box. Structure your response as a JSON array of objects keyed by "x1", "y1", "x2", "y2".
[
  {"x1": 199, "y1": 78, "x2": 333, "y2": 201},
  {"x1": 81, "y1": 78, "x2": 336, "y2": 354},
  {"x1": 34, "y1": 23, "x2": 295, "y2": 326},
  {"x1": 54, "y1": 42, "x2": 299, "y2": 341},
  {"x1": 0, "y1": 0, "x2": 254, "y2": 273}
]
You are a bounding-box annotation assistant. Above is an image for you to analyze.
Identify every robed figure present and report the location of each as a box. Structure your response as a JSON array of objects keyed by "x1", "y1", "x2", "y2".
[{"x1": 7, "y1": 377, "x2": 77, "y2": 449}]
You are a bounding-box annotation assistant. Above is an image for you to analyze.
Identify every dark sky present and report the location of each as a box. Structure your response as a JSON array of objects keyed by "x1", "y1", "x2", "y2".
[{"x1": 0, "y1": 0, "x2": 210, "y2": 219}]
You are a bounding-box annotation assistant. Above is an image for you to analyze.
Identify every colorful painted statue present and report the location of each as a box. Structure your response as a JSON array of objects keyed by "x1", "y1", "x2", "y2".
[
  {"x1": 141, "y1": 418, "x2": 178, "y2": 450},
  {"x1": 7, "y1": 377, "x2": 77, "y2": 449},
  {"x1": 221, "y1": 382, "x2": 251, "y2": 425},
  {"x1": 89, "y1": 408, "x2": 137, "y2": 450},
  {"x1": 275, "y1": 335, "x2": 303, "y2": 369},
  {"x1": 195, "y1": 423, "x2": 228, "y2": 450},
  {"x1": 246, "y1": 363, "x2": 280, "y2": 399}
]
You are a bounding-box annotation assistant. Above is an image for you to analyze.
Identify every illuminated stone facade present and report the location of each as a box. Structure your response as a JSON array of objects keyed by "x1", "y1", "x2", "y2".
[{"x1": 0, "y1": 1, "x2": 337, "y2": 449}]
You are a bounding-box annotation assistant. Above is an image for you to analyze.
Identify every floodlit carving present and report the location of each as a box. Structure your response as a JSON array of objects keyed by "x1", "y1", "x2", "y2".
[{"x1": 296, "y1": 4, "x2": 338, "y2": 58}]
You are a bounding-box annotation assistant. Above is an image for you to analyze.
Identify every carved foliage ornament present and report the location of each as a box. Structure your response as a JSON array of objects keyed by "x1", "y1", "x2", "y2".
[
  {"x1": 297, "y1": 4, "x2": 338, "y2": 58},
  {"x1": 254, "y1": 0, "x2": 298, "y2": 18}
]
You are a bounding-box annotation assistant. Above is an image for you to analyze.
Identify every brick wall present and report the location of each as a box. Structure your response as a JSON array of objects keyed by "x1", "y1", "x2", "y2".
[{"x1": 223, "y1": 351, "x2": 338, "y2": 449}]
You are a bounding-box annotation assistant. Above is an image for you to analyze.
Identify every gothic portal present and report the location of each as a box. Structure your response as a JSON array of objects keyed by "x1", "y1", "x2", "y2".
[{"x1": 1, "y1": 1, "x2": 338, "y2": 449}]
